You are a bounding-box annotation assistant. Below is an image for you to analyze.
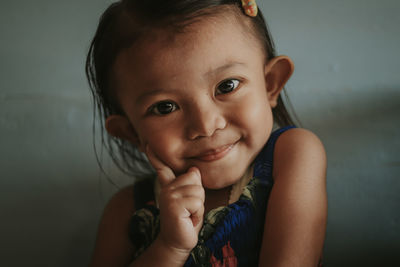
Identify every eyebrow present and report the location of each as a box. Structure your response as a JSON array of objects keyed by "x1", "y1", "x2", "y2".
[
  {"x1": 204, "y1": 62, "x2": 246, "y2": 77},
  {"x1": 136, "y1": 88, "x2": 172, "y2": 104}
]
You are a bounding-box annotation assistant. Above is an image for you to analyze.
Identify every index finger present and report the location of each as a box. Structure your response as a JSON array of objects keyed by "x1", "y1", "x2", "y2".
[{"x1": 145, "y1": 145, "x2": 175, "y2": 187}]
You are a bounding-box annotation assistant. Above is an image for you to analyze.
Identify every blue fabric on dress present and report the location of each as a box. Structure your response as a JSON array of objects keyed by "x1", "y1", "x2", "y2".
[{"x1": 129, "y1": 126, "x2": 296, "y2": 266}]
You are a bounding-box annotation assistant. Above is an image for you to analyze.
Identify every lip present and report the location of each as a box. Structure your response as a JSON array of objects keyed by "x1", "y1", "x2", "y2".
[{"x1": 190, "y1": 142, "x2": 237, "y2": 162}]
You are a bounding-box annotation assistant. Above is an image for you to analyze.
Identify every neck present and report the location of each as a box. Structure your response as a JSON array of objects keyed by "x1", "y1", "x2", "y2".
[
  {"x1": 203, "y1": 163, "x2": 254, "y2": 214},
  {"x1": 204, "y1": 186, "x2": 232, "y2": 214}
]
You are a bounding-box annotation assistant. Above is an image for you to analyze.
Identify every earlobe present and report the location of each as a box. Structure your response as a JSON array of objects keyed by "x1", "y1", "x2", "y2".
[
  {"x1": 264, "y1": 55, "x2": 294, "y2": 107},
  {"x1": 105, "y1": 115, "x2": 141, "y2": 147}
]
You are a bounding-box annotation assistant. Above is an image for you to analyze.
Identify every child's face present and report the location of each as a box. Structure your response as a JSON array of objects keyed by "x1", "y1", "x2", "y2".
[{"x1": 112, "y1": 16, "x2": 278, "y2": 189}]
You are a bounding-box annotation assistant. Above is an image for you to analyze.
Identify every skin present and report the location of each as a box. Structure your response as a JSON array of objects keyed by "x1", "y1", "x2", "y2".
[
  {"x1": 90, "y1": 11, "x2": 327, "y2": 267},
  {"x1": 111, "y1": 20, "x2": 275, "y2": 191}
]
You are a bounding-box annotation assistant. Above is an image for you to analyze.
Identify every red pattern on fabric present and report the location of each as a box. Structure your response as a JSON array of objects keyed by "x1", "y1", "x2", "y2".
[{"x1": 210, "y1": 241, "x2": 238, "y2": 267}]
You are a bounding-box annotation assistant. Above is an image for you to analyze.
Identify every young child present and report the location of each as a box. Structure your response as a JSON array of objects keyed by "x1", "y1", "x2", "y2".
[{"x1": 86, "y1": 0, "x2": 327, "y2": 266}]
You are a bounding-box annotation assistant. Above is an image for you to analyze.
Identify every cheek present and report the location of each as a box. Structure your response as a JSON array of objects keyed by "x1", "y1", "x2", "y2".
[
  {"x1": 232, "y1": 90, "x2": 273, "y2": 140},
  {"x1": 137, "y1": 121, "x2": 185, "y2": 168}
]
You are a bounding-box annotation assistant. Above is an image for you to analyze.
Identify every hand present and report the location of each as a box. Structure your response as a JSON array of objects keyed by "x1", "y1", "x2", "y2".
[{"x1": 146, "y1": 146, "x2": 205, "y2": 253}]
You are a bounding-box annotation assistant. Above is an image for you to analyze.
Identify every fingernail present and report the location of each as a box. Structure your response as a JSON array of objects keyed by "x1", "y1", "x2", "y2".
[{"x1": 190, "y1": 167, "x2": 201, "y2": 177}]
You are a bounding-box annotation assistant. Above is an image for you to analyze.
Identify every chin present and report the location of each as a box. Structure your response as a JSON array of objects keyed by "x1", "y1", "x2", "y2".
[{"x1": 200, "y1": 169, "x2": 244, "y2": 190}]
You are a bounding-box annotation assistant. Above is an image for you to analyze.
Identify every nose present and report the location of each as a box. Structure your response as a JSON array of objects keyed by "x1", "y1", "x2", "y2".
[{"x1": 186, "y1": 100, "x2": 227, "y2": 140}]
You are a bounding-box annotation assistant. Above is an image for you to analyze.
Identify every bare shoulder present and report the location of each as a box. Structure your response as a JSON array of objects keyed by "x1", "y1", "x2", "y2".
[
  {"x1": 273, "y1": 127, "x2": 326, "y2": 181},
  {"x1": 259, "y1": 128, "x2": 327, "y2": 266},
  {"x1": 105, "y1": 185, "x2": 136, "y2": 213},
  {"x1": 275, "y1": 128, "x2": 325, "y2": 158},
  {"x1": 89, "y1": 185, "x2": 136, "y2": 267}
]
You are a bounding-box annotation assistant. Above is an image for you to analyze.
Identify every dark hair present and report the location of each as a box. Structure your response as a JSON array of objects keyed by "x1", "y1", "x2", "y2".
[{"x1": 85, "y1": 0, "x2": 296, "y2": 179}]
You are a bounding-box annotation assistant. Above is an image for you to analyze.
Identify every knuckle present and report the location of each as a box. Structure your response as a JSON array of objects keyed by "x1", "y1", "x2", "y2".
[
  {"x1": 170, "y1": 192, "x2": 180, "y2": 200},
  {"x1": 195, "y1": 185, "x2": 205, "y2": 196},
  {"x1": 192, "y1": 197, "x2": 204, "y2": 209}
]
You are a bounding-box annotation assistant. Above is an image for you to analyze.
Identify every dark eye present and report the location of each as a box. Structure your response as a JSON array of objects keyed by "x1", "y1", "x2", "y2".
[
  {"x1": 151, "y1": 101, "x2": 177, "y2": 115},
  {"x1": 216, "y1": 79, "x2": 240, "y2": 95}
]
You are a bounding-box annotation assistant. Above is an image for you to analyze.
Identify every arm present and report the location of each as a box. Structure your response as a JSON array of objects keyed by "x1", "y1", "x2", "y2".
[
  {"x1": 259, "y1": 128, "x2": 327, "y2": 267},
  {"x1": 89, "y1": 186, "x2": 136, "y2": 267},
  {"x1": 90, "y1": 147, "x2": 205, "y2": 267},
  {"x1": 89, "y1": 185, "x2": 197, "y2": 267}
]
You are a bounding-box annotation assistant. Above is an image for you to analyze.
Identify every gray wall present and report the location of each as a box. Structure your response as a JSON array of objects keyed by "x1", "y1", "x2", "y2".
[{"x1": 1, "y1": 0, "x2": 399, "y2": 266}]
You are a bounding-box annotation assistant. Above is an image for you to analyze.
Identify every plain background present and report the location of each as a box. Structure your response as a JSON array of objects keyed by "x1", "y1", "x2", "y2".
[{"x1": 0, "y1": 0, "x2": 399, "y2": 266}]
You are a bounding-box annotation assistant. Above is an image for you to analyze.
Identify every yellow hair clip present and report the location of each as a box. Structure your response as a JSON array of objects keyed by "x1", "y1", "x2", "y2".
[{"x1": 241, "y1": 0, "x2": 258, "y2": 17}]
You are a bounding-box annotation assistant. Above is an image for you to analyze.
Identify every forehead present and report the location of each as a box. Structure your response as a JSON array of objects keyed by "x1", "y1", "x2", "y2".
[{"x1": 113, "y1": 13, "x2": 265, "y2": 96}]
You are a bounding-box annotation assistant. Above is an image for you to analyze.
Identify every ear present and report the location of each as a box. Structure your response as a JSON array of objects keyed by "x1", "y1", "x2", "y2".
[
  {"x1": 264, "y1": 55, "x2": 294, "y2": 108},
  {"x1": 105, "y1": 115, "x2": 141, "y2": 148}
]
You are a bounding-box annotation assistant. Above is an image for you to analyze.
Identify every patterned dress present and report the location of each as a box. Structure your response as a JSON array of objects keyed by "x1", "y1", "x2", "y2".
[{"x1": 129, "y1": 126, "x2": 299, "y2": 266}]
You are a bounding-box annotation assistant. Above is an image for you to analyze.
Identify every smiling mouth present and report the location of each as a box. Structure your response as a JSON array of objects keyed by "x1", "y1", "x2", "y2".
[{"x1": 191, "y1": 142, "x2": 237, "y2": 162}]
